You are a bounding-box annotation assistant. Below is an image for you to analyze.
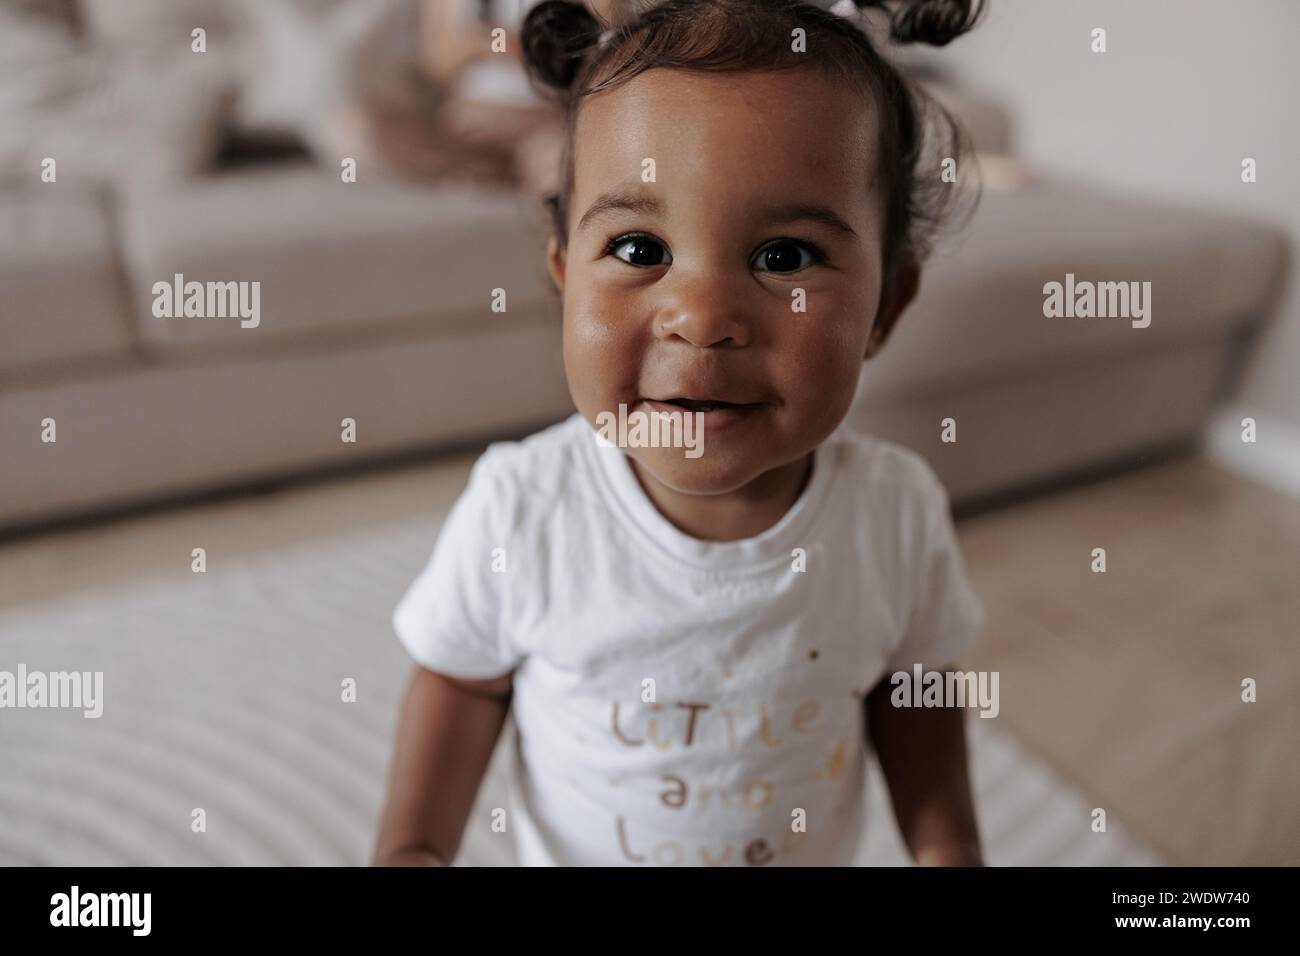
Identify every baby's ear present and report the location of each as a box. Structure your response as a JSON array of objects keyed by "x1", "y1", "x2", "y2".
[
  {"x1": 865, "y1": 257, "x2": 921, "y2": 360},
  {"x1": 545, "y1": 234, "x2": 567, "y2": 294}
]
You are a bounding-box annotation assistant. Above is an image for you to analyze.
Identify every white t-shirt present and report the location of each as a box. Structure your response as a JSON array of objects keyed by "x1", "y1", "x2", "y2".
[{"x1": 392, "y1": 412, "x2": 986, "y2": 866}]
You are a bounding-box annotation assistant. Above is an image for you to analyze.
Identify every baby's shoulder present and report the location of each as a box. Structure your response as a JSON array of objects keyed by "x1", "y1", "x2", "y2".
[
  {"x1": 833, "y1": 427, "x2": 947, "y2": 505},
  {"x1": 828, "y1": 429, "x2": 952, "y2": 567},
  {"x1": 465, "y1": 413, "x2": 593, "y2": 514},
  {"x1": 826, "y1": 429, "x2": 951, "y2": 535}
]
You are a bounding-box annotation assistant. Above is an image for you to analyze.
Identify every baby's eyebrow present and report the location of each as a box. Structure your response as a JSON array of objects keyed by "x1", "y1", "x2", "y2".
[
  {"x1": 761, "y1": 204, "x2": 860, "y2": 240},
  {"x1": 576, "y1": 190, "x2": 662, "y2": 235},
  {"x1": 577, "y1": 189, "x2": 859, "y2": 241}
]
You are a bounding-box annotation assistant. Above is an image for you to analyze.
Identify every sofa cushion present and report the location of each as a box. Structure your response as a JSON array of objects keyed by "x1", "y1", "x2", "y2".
[
  {"x1": 0, "y1": 189, "x2": 134, "y2": 374},
  {"x1": 116, "y1": 166, "x2": 557, "y2": 354},
  {"x1": 0, "y1": 0, "x2": 235, "y2": 192},
  {"x1": 78, "y1": 0, "x2": 243, "y2": 44},
  {"x1": 0, "y1": 50, "x2": 234, "y2": 193},
  {"x1": 232, "y1": 0, "x2": 425, "y2": 163},
  {"x1": 858, "y1": 177, "x2": 1288, "y2": 399}
]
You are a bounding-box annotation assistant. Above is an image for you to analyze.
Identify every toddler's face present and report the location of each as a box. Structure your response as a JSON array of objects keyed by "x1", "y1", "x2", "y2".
[{"x1": 548, "y1": 67, "x2": 906, "y2": 496}]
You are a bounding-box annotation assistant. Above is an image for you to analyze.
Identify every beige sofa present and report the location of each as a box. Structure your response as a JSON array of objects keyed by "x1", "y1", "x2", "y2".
[
  {"x1": 0, "y1": 3, "x2": 1288, "y2": 533},
  {"x1": 1, "y1": 170, "x2": 574, "y2": 532},
  {"x1": 2, "y1": 164, "x2": 1285, "y2": 532},
  {"x1": 847, "y1": 174, "x2": 1288, "y2": 508}
]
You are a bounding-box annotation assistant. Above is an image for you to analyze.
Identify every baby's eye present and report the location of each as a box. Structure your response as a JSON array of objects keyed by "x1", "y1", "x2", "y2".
[
  {"x1": 752, "y1": 239, "x2": 823, "y2": 274},
  {"x1": 608, "y1": 233, "x2": 672, "y2": 268}
]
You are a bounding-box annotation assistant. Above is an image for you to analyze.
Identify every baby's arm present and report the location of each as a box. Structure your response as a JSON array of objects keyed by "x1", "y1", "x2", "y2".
[
  {"x1": 372, "y1": 664, "x2": 513, "y2": 866},
  {"x1": 865, "y1": 667, "x2": 983, "y2": 866}
]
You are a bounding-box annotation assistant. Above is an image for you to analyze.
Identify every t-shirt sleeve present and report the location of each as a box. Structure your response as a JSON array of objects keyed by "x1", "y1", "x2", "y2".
[
  {"x1": 884, "y1": 459, "x2": 986, "y2": 673},
  {"x1": 391, "y1": 446, "x2": 520, "y2": 680}
]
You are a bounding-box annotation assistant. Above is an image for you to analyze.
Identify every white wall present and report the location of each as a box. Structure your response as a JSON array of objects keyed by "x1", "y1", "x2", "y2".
[{"x1": 923, "y1": 0, "x2": 1300, "y2": 461}]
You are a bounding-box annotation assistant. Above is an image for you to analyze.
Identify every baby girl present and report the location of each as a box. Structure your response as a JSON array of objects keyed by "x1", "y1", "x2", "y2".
[{"x1": 376, "y1": 0, "x2": 988, "y2": 866}]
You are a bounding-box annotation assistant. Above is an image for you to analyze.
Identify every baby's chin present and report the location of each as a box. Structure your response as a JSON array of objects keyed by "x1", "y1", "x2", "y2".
[{"x1": 626, "y1": 444, "x2": 787, "y2": 498}]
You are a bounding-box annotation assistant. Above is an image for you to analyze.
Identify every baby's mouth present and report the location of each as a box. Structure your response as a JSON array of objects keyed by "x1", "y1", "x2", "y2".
[
  {"x1": 654, "y1": 398, "x2": 751, "y2": 413},
  {"x1": 639, "y1": 397, "x2": 764, "y2": 431}
]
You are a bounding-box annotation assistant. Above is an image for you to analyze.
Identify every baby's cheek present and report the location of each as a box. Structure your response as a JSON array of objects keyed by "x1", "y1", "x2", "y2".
[
  {"x1": 564, "y1": 297, "x2": 617, "y2": 350},
  {"x1": 564, "y1": 300, "x2": 643, "y2": 399},
  {"x1": 789, "y1": 317, "x2": 865, "y2": 384},
  {"x1": 774, "y1": 325, "x2": 865, "y2": 427}
]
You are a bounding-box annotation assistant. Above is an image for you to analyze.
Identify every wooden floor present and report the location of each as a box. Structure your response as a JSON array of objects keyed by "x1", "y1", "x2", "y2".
[
  {"x1": 2, "y1": 449, "x2": 1296, "y2": 864},
  {"x1": 960, "y1": 454, "x2": 1300, "y2": 865}
]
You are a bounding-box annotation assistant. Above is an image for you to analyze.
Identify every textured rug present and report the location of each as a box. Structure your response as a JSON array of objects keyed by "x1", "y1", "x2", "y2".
[{"x1": 0, "y1": 514, "x2": 1160, "y2": 866}]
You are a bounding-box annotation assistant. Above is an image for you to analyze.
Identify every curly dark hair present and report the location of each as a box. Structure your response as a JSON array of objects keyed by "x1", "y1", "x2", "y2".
[{"x1": 519, "y1": 0, "x2": 986, "y2": 287}]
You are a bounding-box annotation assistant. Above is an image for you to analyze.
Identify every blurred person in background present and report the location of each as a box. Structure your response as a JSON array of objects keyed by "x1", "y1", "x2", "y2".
[{"x1": 361, "y1": 0, "x2": 605, "y2": 194}]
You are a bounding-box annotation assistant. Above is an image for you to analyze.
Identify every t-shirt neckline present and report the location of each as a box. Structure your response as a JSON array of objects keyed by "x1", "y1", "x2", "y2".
[{"x1": 579, "y1": 413, "x2": 841, "y2": 570}]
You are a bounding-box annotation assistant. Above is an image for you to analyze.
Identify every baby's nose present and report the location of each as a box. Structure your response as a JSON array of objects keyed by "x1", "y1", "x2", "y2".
[{"x1": 652, "y1": 274, "x2": 753, "y2": 348}]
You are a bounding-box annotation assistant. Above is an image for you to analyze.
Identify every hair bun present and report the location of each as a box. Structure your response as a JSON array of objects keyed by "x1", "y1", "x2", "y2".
[
  {"x1": 853, "y1": 0, "x2": 986, "y2": 47},
  {"x1": 521, "y1": 0, "x2": 605, "y2": 92}
]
